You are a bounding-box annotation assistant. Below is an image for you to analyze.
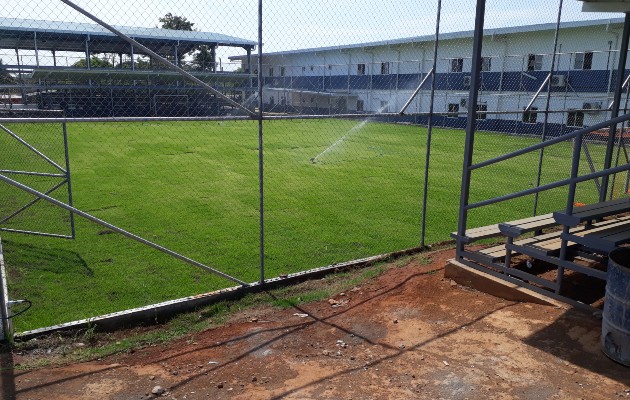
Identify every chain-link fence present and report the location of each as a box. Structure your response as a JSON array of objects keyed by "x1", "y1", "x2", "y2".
[{"x1": 0, "y1": 0, "x2": 627, "y2": 333}]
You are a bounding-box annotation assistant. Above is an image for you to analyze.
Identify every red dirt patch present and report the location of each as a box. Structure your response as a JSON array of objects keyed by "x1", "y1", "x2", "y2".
[{"x1": 2, "y1": 248, "x2": 629, "y2": 399}]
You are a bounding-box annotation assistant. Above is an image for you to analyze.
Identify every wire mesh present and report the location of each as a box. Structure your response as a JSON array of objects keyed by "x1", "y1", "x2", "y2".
[{"x1": 0, "y1": 0, "x2": 628, "y2": 331}]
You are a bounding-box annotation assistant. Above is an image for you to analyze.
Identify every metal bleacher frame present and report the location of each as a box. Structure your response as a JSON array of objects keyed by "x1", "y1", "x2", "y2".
[{"x1": 453, "y1": 2, "x2": 630, "y2": 309}]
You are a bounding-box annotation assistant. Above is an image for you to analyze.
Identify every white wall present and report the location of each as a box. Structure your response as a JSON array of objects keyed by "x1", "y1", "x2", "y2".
[{"x1": 250, "y1": 20, "x2": 624, "y2": 122}]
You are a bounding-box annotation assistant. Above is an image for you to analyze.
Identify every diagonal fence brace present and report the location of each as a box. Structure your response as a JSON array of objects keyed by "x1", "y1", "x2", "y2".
[
  {"x1": 0, "y1": 124, "x2": 66, "y2": 173},
  {"x1": 0, "y1": 173, "x2": 248, "y2": 286}
]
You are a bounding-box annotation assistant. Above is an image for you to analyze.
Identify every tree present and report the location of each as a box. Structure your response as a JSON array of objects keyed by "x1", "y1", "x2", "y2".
[
  {"x1": 159, "y1": 13, "x2": 196, "y2": 65},
  {"x1": 158, "y1": 14, "x2": 216, "y2": 71},
  {"x1": 159, "y1": 13, "x2": 194, "y2": 31},
  {"x1": 190, "y1": 45, "x2": 215, "y2": 71},
  {"x1": 73, "y1": 56, "x2": 114, "y2": 69},
  {"x1": 119, "y1": 57, "x2": 151, "y2": 70},
  {"x1": 0, "y1": 59, "x2": 14, "y2": 83}
]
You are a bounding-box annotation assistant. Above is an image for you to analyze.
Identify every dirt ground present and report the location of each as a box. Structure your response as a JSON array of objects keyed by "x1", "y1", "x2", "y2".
[{"x1": 2, "y1": 248, "x2": 629, "y2": 399}]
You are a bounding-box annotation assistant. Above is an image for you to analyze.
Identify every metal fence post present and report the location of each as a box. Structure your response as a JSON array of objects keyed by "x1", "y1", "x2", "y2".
[
  {"x1": 0, "y1": 238, "x2": 11, "y2": 342},
  {"x1": 257, "y1": 0, "x2": 266, "y2": 285},
  {"x1": 456, "y1": 0, "x2": 486, "y2": 258},
  {"x1": 532, "y1": 0, "x2": 563, "y2": 216},
  {"x1": 420, "y1": 0, "x2": 442, "y2": 248}
]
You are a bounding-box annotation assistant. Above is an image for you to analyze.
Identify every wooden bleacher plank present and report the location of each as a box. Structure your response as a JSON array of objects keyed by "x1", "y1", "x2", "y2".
[
  {"x1": 553, "y1": 197, "x2": 630, "y2": 227},
  {"x1": 499, "y1": 213, "x2": 556, "y2": 237},
  {"x1": 561, "y1": 218, "x2": 630, "y2": 254},
  {"x1": 454, "y1": 213, "x2": 554, "y2": 243},
  {"x1": 478, "y1": 228, "x2": 564, "y2": 261},
  {"x1": 482, "y1": 215, "x2": 630, "y2": 261},
  {"x1": 478, "y1": 244, "x2": 507, "y2": 262},
  {"x1": 450, "y1": 224, "x2": 500, "y2": 242}
]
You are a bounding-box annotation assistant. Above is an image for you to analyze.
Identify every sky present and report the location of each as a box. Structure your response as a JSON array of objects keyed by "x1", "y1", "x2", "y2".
[{"x1": 1, "y1": 0, "x2": 622, "y2": 67}]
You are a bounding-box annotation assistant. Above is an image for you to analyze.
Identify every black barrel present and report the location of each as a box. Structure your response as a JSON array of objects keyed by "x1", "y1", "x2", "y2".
[{"x1": 602, "y1": 247, "x2": 630, "y2": 366}]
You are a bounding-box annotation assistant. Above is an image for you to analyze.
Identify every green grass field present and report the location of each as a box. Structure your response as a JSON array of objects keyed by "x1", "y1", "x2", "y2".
[{"x1": 0, "y1": 119, "x2": 613, "y2": 331}]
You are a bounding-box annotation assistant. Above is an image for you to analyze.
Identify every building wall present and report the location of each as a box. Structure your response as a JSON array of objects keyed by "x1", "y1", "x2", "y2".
[{"x1": 251, "y1": 20, "x2": 626, "y2": 131}]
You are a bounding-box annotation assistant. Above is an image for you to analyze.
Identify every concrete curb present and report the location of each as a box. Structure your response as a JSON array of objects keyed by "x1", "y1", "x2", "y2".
[{"x1": 444, "y1": 258, "x2": 565, "y2": 307}]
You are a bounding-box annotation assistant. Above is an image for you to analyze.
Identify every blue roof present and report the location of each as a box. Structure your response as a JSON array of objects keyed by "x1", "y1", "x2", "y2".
[{"x1": 0, "y1": 17, "x2": 256, "y2": 48}]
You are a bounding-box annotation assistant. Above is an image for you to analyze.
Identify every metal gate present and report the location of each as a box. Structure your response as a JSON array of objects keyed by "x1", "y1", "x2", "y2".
[{"x1": 0, "y1": 110, "x2": 75, "y2": 239}]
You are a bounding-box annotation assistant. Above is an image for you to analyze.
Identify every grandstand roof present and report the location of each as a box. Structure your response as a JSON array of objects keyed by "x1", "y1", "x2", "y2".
[
  {"x1": 230, "y1": 17, "x2": 623, "y2": 60},
  {"x1": 0, "y1": 17, "x2": 256, "y2": 54}
]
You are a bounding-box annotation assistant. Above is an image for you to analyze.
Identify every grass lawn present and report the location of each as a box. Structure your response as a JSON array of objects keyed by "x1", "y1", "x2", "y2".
[{"x1": 0, "y1": 119, "x2": 613, "y2": 331}]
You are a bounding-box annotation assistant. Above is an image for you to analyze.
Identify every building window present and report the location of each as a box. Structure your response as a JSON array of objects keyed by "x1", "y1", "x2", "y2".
[
  {"x1": 574, "y1": 52, "x2": 593, "y2": 70},
  {"x1": 280, "y1": 67, "x2": 285, "y2": 76},
  {"x1": 476, "y1": 104, "x2": 488, "y2": 120},
  {"x1": 357, "y1": 99, "x2": 364, "y2": 111},
  {"x1": 567, "y1": 111, "x2": 585, "y2": 127},
  {"x1": 527, "y1": 54, "x2": 543, "y2": 71},
  {"x1": 357, "y1": 63, "x2": 366, "y2": 75},
  {"x1": 482, "y1": 57, "x2": 492, "y2": 71},
  {"x1": 522, "y1": 107, "x2": 538, "y2": 123},
  {"x1": 451, "y1": 58, "x2": 463, "y2": 73},
  {"x1": 269, "y1": 67, "x2": 274, "y2": 77},
  {"x1": 381, "y1": 62, "x2": 390, "y2": 75},
  {"x1": 447, "y1": 103, "x2": 459, "y2": 116}
]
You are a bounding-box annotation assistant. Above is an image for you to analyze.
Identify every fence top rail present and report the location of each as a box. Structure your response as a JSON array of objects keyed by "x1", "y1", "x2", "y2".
[{"x1": 0, "y1": 108, "x2": 621, "y2": 125}]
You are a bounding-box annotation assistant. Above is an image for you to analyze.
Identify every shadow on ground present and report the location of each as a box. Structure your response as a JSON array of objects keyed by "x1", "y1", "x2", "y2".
[{"x1": 525, "y1": 308, "x2": 630, "y2": 385}]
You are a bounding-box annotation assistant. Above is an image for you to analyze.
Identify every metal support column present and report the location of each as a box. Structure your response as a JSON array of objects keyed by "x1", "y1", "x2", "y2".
[
  {"x1": 34, "y1": 32, "x2": 39, "y2": 67},
  {"x1": 601, "y1": 12, "x2": 630, "y2": 202},
  {"x1": 130, "y1": 41, "x2": 135, "y2": 71},
  {"x1": 456, "y1": 0, "x2": 486, "y2": 258},
  {"x1": 556, "y1": 129, "x2": 585, "y2": 293},
  {"x1": 85, "y1": 35, "x2": 91, "y2": 69},
  {"x1": 246, "y1": 47, "x2": 252, "y2": 74},
  {"x1": 211, "y1": 46, "x2": 217, "y2": 72},
  {"x1": 174, "y1": 41, "x2": 179, "y2": 67}
]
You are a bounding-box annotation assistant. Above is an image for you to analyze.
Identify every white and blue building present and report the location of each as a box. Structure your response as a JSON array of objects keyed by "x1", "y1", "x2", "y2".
[{"x1": 233, "y1": 18, "x2": 629, "y2": 135}]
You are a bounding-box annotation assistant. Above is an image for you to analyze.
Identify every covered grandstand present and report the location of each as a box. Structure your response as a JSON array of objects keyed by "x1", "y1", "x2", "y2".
[{"x1": 0, "y1": 18, "x2": 256, "y2": 116}]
